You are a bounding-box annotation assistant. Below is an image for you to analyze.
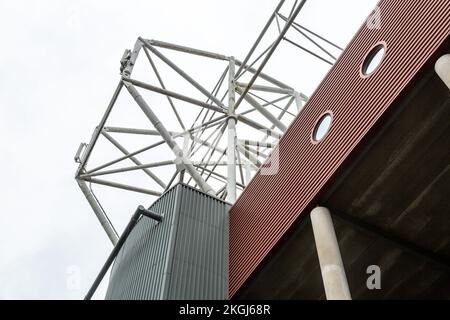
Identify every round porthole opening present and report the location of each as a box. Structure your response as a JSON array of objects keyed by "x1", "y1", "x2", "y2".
[
  {"x1": 362, "y1": 43, "x2": 385, "y2": 75},
  {"x1": 313, "y1": 113, "x2": 332, "y2": 142}
]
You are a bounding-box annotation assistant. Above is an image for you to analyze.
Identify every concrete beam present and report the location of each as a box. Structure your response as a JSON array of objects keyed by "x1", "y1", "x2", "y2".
[{"x1": 331, "y1": 209, "x2": 450, "y2": 274}]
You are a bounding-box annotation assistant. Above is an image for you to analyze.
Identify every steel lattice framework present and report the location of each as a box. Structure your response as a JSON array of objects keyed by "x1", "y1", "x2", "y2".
[{"x1": 74, "y1": 0, "x2": 342, "y2": 244}]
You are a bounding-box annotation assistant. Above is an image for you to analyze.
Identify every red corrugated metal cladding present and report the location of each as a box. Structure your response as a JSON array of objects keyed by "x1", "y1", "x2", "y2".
[{"x1": 229, "y1": 0, "x2": 450, "y2": 298}]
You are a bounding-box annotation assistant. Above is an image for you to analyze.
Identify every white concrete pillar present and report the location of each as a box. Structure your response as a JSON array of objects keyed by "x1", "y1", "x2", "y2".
[
  {"x1": 435, "y1": 54, "x2": 450, "y2": 90},
  {"x1": 310, "y1": 207, "x2": 351, "y2": 300}
]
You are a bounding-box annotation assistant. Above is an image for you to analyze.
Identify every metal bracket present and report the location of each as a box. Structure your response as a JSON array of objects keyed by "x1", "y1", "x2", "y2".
[{"x1": 120, "y1": 49, "x2": 131, "y2": 75}]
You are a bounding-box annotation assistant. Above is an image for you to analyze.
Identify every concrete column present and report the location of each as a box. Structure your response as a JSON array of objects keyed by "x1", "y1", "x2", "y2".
[
  {"x1": 310, "y1": 207, "x2": 351, "y2": 300},
  {"x1": 435, "y1": 54, "x2": 450, "y2": 90}
]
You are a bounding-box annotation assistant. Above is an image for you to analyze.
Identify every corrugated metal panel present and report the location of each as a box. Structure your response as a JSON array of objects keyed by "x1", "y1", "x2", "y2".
[
  {"x1": 167, "y1": 187, "x2": 229, "y2": 299},
  {"x1": 105, "y1": 183, "x2": 229, "y2": 300},
  {"x1": 105, "y1": 184, "x2": 178, "y2": 299},
  {"x1": 229, "y1": 0, "x2": 450, "y2": 298}
]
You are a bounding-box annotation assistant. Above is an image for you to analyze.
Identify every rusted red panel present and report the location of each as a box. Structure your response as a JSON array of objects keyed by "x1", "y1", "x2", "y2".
[{"x1": 229, "y1": 0, "x2": 450, "y2": 298}]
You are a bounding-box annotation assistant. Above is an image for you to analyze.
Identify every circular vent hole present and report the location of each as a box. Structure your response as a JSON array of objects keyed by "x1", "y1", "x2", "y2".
[
  {"x1": 362, "y1": 43, "x2": 385, "y2": 75},
  {"x1": 313, "y1": 113, "x2": 332, "y2": 142}
]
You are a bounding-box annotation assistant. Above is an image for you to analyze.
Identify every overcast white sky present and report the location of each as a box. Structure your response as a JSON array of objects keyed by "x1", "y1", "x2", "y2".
[{"x1": 0, "y1": 0, "x2": 378, "y2": 300}]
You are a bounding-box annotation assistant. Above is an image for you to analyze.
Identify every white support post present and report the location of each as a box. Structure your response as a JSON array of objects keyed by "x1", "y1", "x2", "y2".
[
  {"x1": 77, "y1": 179, "x2": 118, "y2": 245},
  {"x1": 435, "y1": 54, "x2": 450, "y2": 90},
  {"x1": 227, "y1": 57, "x2": 237, "y2": 203},
  {"x1": 310, "y1": 207, "x2": 351, "y2": 300}
]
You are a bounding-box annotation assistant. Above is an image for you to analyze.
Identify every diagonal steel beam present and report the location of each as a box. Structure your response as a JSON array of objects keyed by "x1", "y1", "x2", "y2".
[
  {"x1": 76, "y1": 81, "x2": 123, "y2": 177},
  {"x1": 124, "y1": 78, "x2": 226, "y2": 114},
  {"x1": 239, "y1": 95, "x2": 291, "y2": 117},
  {"x1": 260, "y1": 96, "x2": 296, "y2": 152},
  {"x1": 188, "y1": 116, "x2": 227, "y2": 134},
  {"x1": 104, "y1": 126, "x2": 180, "y2": 136},
  {"x1": 86, "y1": 139, "x2": 166, "y2": 175},
  {"x1": 125, "y1": 83, "x2": 215, "y2": 194},
  {"x1": 146, "y1": 39, "x2": 230, "y2": 61},
  {"x1": 278, "y1": 13, "x2": 344, "y2": 51},
  {"x1": 140, "y1": 39, "x2": 227, "y2": 109},
  {"x1": 101, "y1": 131, "x2": 166, "y2": 189},
  {"x1": 234, "y1": 58, "x2": 293, "y2": 90},
  {"x1": 190, "y1": 120, "x2": 227, "y2": 157},
  {"x1": 235, "y1": 86, "x2": 287, "y2": 132},
  {"x1": 142, "y1": 46, "x2": 186, "y2": 130},
  {"x1": 248, "y1": 92, "x2": 298, "y2": 117},
  {"x1": 284, "y1": 37, "x2": 334, "y2": 65},
  {"x1": 81, "y1": 177, "x2": 162, "y2": 197},
  {"x1": 192, "y1": 122, "x2": 227, "y2": 186},
  {"x1": 235, "y1": 0, "x2": 286, "y2": 78},
  {"x1": 204, "y1": 149, "x2": 227, "y2": 184},
  {"x1": 235, "y1": 82, "x2": 294, "y2": 95},
  {"x1": 189, "y1": 65, "x2": 229, "y2": 156},
  {"x1": 233, "y1": 0, "x2": 307, "y2": 110},
  {"x1": 79, "y1": 160, "x2": 174, "y2": 179},
  {"x1": 278, "y1": 13, "x2": 338, "y2": 60},
  {"x1": 235, "y1": 40, "x2": 277, "y2": 82},
  {"x1": 164, "y1": 170, "x2": 180, "y2": 192},
  {"x1": 237, "y1": 114, "x2": 283, "y2": 140},
  {"x1": 77, "y1": 179, "x2": 119, "y2": 245}
]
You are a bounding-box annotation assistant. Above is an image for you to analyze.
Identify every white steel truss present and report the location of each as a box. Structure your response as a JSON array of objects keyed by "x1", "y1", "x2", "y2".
[{"x1": 74, "y1": 0, "x2": 342, "y2": 244}]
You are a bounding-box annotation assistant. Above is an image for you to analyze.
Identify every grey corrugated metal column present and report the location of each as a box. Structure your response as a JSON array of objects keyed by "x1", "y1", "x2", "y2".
[
  {"x1": 105, "y1": 184, "x2": 229, "y2": 300},
  {"x1": 435, "y1": 54, "x2": 450, "y2": 90},
  {"x1": 159, "y1": 184, "x2": 182, "y2": 300},
  {"x1": 124, "y1": 82, "x2": 215, "y2": 195},
  {"x1": 310, "y1": 206, "x2": 351, "y2": 300},
  {"x1": 227, "y1": 57, "x2": 237, "y2": 203}
]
